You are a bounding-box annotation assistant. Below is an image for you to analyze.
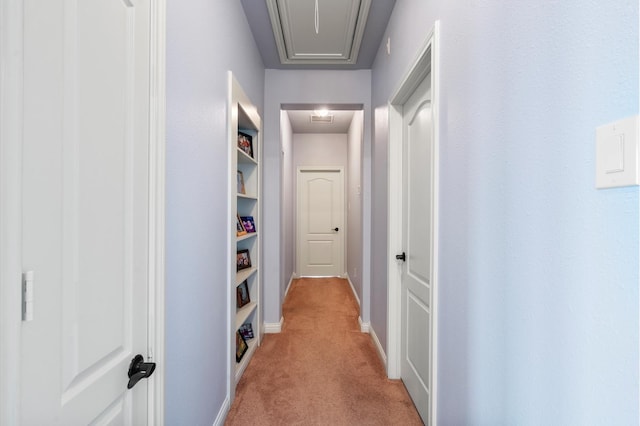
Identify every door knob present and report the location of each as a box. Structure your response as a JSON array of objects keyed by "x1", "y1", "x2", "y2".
[
  {"x1": 127, "y1": 354, "x2": 156, "y2": 389},
  {"x1": 333, "y1": 227, "x2": 339, "y2": 232},
  {"x1": 395, "y1": 252, "x2": 406, "y2": 262}
]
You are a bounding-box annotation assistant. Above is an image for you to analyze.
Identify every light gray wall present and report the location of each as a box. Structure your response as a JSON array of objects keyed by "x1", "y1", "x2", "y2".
[
  {"x1": 280, "y1": 112, "x2": 294, "y2": 300},
  {"x1": 263, "y1": 70, "x2": 372, "y2": 326},
  {"x1": 293, "y1": 134, "x2": 348, "y2": 168},
  {"x1": 166, "y1": 1, "x2": 264, "y2": 423},
  {"x1": 371, "y1": 0, "x2": 639, "y2": 423},
  {"x1": 347, "y1": 111, "x2": 364, "y2": 303}
]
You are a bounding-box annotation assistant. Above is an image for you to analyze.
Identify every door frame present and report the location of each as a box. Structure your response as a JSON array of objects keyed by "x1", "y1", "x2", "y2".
[
  {"x1": 0, "y1": 1, "x2": 167, "y2": 423},
  {"x1": 0, "y1": 1, "x2": 24, "y2": 423},
  {"x1": 295, "y1": 166, "x2": 347, "y2": 277},
  {"x1": 387, "y1": 21, "x2": 440, "y2": 425}
]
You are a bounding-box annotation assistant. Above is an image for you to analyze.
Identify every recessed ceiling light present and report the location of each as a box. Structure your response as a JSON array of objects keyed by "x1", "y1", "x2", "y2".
[{"x1": 314, "y1": 109, "x2": 330, "y2": 117}]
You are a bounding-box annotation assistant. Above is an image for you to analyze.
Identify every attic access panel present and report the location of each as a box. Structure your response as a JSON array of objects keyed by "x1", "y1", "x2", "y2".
[{"x1": 266, "y1": 0, "x2": 371, "y2": 65}]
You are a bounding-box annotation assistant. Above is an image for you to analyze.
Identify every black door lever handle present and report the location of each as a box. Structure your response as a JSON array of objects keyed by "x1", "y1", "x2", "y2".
[
  {"x1": 395, "y1": 252, "x2": 406, "y2": 262},
  {"x1": 127, "y1": 354, "x2": 156, "y2": 389}
]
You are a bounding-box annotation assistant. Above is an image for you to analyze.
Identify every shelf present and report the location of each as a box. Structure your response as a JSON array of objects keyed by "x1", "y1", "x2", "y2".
[
  {"x1": 235, "y1": 302, "x2": 257, "y2": 329},
  {"x1": 237, "y1": 193, "x2": 258, "y2": 200},
  {"x1": 230, "y1": 73, "x2": 261, "y2": 394},
  {"x1": 235, "y1": 337, "x2": 258, "y2": 383},
  {"x1": 237, "y1": 232, "x2": 258, "y2": 242},
  {"x1": 237, "y1": 148, "x2": 257, "y2": 165},
  {"x1": 236, "y1": 267, "x2": 257, "y2": 285}
]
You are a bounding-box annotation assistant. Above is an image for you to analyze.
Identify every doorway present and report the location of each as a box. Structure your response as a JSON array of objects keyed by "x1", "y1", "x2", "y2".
[{"x1": 280, "y1": 106, "x2": 364, "y2": 291}]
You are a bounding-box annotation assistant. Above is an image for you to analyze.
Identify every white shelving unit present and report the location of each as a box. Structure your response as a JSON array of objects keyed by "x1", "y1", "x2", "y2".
[{"x1": 228, "y1": 73, "x2": 262, "y2": 394}]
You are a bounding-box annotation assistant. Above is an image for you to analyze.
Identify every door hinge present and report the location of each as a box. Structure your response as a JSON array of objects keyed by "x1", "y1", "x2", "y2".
[{"x1": 22, "y1": 271, "x2": 34, "y2": 321}]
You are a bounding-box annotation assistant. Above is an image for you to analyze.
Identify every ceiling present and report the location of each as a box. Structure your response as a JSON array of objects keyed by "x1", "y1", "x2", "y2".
[
  {"x1": 240, "y1": 1, "x2": 393, "y2": 133},
  {"x1": 286, "y1": 110, "x2": 355, "y2": 133},
  {"x1": 240, "y1": 0, "x2": 396, "y2": 70},
  {"x1": 282, "y1": 103, "x2": 362, "y2": 133}
]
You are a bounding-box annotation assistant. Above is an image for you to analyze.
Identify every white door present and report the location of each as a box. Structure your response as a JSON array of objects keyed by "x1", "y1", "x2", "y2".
[
  {"x1": 297, "y1": 168, "x2": 345, "y2": 277},
  {"x1": 400, "y1": 74, "x2": 433, "y2": 423},
  {"x1": 19, "y1": 1, "x2": 153, "y2": 424}
]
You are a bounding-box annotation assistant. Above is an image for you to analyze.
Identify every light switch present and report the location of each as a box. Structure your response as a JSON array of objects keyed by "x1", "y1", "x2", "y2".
[
  {"x1": 596, "y1": 115, "x2": 639, "y2": 188},
  {"x1": 602, "y1": 134, "x2": 624, "y2": 173}
]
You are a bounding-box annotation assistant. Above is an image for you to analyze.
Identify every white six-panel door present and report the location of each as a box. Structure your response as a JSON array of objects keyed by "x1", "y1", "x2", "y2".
[
  {"x1": 297, "y1": 168, "x2": 345, "y2": 277},
  {"x1": 19, "y1": 1, "x2": 152, "y2": 424},
  {"x1": 400, "y1": 74, "x2": 433, "y2": 423}
]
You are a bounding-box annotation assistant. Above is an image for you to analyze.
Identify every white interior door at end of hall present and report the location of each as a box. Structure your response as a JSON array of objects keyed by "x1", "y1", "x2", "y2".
[
  {"x1": 297, "y1": 169, "x2": 345, "y2": 277},
  {"x1": 400, "y1": 73, "x2": 433, "y2": 424},
  {"x1": 20, "y1": 1, "x2": 152, "y2": 424}
]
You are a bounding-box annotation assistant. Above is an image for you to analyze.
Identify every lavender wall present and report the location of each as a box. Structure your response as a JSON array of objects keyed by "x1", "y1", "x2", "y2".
[
  {"x1": 371, "y1": 105, "x2": 389, "y2": 347},
  {"x1": 166, "y1": 1, "x2": 264, "y2": 423},
  {"x1": 280, "y1": 112, "x2": 294, "y2": 300},
  {"x1": 371, "y1": 0, "x2": 639, "y2": 423},
  {"x1": 347, "y1": 111, "x2": 364, "y2": 304},
  {"x1": 293, "y1": 134, "x2": 348, "y2": 167}
]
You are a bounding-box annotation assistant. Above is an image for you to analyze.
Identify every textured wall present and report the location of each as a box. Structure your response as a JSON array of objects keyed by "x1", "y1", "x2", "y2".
[
  {"x1": 165, "y1": 1, "x2": 264, "y2": 423},
  {"x1": 371, "y1": 0, "x2": 639, "y2": 423}
]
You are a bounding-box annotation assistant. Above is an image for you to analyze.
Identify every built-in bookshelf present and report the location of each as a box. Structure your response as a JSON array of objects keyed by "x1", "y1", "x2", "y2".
[{"x1": 229, "y1": 73, "x2": 261, "y2": 393}]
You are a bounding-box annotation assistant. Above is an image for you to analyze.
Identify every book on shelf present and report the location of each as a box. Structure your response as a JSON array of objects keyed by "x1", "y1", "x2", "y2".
[
  {"x1": 237, "y1": 170, "x2": 245, "y2": 194},
  {"x1": 237, "y1": 131, "x2": 254, "y2": 158},
  {"x1": 236, "y1": 249, "x2": 251, "y2": 271},
  {"x1": 236, "y1": 280, "x2": 250, "y2": 308},
  {"x1": 236, "y1": 330, "x2": 248, "y2": 362},
  {"x1": 241, "y1": 216, "x2": 256, "y2": 233},
  {"x1": 239, "y1": 322, "x2": 254, "y2": 340},
  {"x1": 236, "y1": 214, "x2": 247, "y2": 236}
]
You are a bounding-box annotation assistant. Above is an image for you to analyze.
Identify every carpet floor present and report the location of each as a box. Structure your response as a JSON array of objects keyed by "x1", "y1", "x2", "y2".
[{"x1": 225, "y1": 277, "x2": 423, "y2": 425}]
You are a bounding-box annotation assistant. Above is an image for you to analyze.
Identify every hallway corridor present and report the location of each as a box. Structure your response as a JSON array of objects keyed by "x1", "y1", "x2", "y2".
[{"x1": 225, "y1": 278, "x2": 422, "y2": 425}]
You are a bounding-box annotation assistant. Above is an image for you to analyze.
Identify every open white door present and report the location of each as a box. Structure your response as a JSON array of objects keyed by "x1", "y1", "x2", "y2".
[
  {"x1": 388, "y1": 22, "x2": 440, "y2": 426},
  {"x1": 6, "y1": 1, "x2": 161, "y2": 424},
  {"x1": 297, "y1": 168, "x2": 345, "y2": 277},
  {"x1": 399, "y1": 74, "x2": 433, "y2": 423}
]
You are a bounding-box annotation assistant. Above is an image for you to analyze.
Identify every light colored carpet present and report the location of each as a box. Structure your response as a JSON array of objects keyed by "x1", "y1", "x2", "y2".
[{"x1": 225, "y1": 277, "x2": 423, "y2": 425}]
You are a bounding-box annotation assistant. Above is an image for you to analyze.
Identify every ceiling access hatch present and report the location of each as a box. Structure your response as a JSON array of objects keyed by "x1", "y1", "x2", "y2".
[{"x1": 266, "y1": 0, "x2": 372, "y2": 65}]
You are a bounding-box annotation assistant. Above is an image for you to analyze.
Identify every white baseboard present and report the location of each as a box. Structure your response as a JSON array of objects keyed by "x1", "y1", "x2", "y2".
[
  {"x1": 284, "y1": 273, "x2": 296, "y2": 297},
  {"x1": 264, "y1": 317, "x2": 283, "y2": 333},
  {"x1": 358, "y1": 316, "x2": 370, "y2": 333},
  {"x1": 213, "y1": 396, "x2": 229, "y2": 426},
  {"x1": 368, "y1": 324, "x2": 387, "y2": 370},
  {"x1": 358, "y1": 317, "x2": 387, "y2": 369},
  {"x1": 345, "y1": 273, "x2": 361, "y2": 307}
]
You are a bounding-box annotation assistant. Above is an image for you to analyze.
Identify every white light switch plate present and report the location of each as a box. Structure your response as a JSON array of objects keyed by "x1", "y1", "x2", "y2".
[{"x1": 596, "y1": 115, "x2": 639, "y2": 189}]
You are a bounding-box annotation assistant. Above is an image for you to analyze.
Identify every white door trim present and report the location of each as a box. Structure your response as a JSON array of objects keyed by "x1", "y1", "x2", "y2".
[
  {"x1": 148, "y1": 1, "x2": 167, "y2": 424},
  {"x1": 387, "y1": 20, "x2": 440, "y2": 426},
  {"x1": 0, "y1": 1, "x2": 167, "y2": 423},
  {"x1": 296, "y1": 166, "x2": 347, "y2": 277},
  {"x1": 0, "y1": 1, "x2": 24, "y2": 423}
]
